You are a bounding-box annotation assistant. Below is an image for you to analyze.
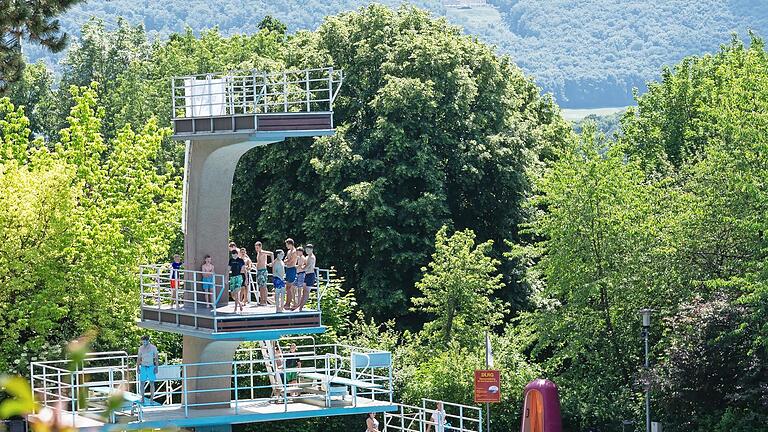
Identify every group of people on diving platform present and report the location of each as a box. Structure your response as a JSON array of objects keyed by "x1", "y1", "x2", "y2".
[{"x1": 167, "y1": 237, "x2": 318, "y2": 314}]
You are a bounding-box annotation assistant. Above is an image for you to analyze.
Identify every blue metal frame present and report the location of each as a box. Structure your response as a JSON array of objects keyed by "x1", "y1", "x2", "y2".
[
  {"x1": 174, "y1": 129, "x2": 335, "y2": 141},
  {"x1": 97, "y1": 404, "x2": 399, "y2": 431},
  {"x1": 138, "y1": 320, "x2": 328, "y2": 341}
]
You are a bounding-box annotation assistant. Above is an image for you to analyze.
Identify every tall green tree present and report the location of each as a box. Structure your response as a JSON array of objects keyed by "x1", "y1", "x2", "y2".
[
  {"x1": 412, "y1": 226, "x2": 506, "y2": 345},
  {"x1": 230, "y1": 5, "x2": 570, "y2": 321},
  {"x1": 0, "y1": 87, "x2": 180, "y2": 374},
  {"x1": 0, "y1": 0, "x2": 83, "y2": 90}
]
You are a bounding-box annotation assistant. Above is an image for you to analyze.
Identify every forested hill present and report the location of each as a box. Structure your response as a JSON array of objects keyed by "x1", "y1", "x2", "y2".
[{"x1": 24, "y1": 0, "x2": 768, "y2": 107}]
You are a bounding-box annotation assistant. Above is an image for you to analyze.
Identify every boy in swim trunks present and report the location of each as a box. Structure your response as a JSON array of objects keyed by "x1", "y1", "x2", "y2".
[
  {"x1": 228, "y1": 249, "x2": 246, "y2": 313},
  {"x1": 283, "y1": 238, "x2": 298, "y2": 309},
  {"x1": 289, "y1": 247, "x2": 306, "y2": 311},
  {"x1": 201, "y1": 255, "x2": 214, "y2": 308},
  {"x1": 254, "y1": 242, "x2": 273, "y2": 306},
  {"x1": 296, "y1": 244, "x2": 316, "y2": 312},
  {"x1": 270, "y1": 249, "x2": 286, "y2": 312}
]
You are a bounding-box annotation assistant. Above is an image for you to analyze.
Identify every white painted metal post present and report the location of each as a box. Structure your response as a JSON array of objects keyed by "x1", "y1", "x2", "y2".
[
  {"x1": 182, "y1": 364, "x2": 189, "y2": 417},
  {"x1": 305, "y1": 69, "x2": 311, "y2": 112},
  {"x1": 328, "y1": 67, "x2": 334, "y2": 112},
  {"x1": 283, "y1": 72, "x2": 288, "y2": 112},
  {"x1": 234, "y1": 362, "x2": 239, "y2": 414}
]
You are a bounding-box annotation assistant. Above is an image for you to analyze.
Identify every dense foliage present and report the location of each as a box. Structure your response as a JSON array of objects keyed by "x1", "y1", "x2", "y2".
[
  {"x1": 0, "y1": 88, "x2": 179, "y2": 374},
  {"x1": 22, "y1": 0, "x2": 768, "y2": 107},
  {"x1": 515, "y1": 35, "x2": 768, "y2": 431},
  {"x1": 2, "y1": 4, "x2": 767, "y2": 432},
  {"x1": 230, "y1": 5, "x2": 568, "y2": 321}
]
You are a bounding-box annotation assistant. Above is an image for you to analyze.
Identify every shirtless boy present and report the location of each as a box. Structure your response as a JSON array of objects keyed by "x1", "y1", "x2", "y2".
[
  {"x1": 254, "y1": 241, "x2": 274, "y2": 306},
  {"x1": 295, "y1": 244, "x2": 316, "y2": 312},
  {"x1": 283, "y1": 239, "x2": 299, "y2": 309},
  {"x1": 201, "y1": 255, "x2": 214, "y2": 308}
]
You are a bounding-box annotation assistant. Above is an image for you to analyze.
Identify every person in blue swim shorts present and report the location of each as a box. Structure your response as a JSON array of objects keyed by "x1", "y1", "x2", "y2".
[
  {"x1": 137, "y1": 335, "x2": 159, "y2": 401},
  {"x1": 201, "y1": 254, "x2": 214, "y2": 308},
  {"x1": 271, "y1": 249, "x2": 286, "y2": 312},
  {"x1": 284, "y1": 238, "x2": 299, "y2": 309}
]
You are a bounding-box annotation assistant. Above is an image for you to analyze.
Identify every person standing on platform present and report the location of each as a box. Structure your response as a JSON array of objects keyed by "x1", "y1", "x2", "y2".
[
  {"x1": 426, "y1": 401, "x2": 447, "y2": 432},
  {"x1": 283, "y1": 238, "x2": 298, "y2": 309},
  {"x1": 228, "y1": 248, "x2": 246, "y2": 313},
  {"x1": 290, "y1": 247, "x2": 306, "y2": 310},
  {"x1": 254, "y1": 242, "x2": 273, "y2": 306},
  {"x1": 137, "y1": 335, "x2": 159, "y2": 402},
  {"x1": 169, "y1": 254, "x2": 183, "y2": 308},
  {"x1": 240, "y1": 248, "x2": 253, "y2": 306},
  {"x1": 366, "y1": 412, "x2": 380, "y2": 432},
  {"x1": 201, "y1": 255, "x2": 215, "y2": 308},
  {"x1": 295, "y1": 244, "x2": 316, "y2": 312},
  {"x1": 271, "y1": 249, "x2": 286, "y2": 312}
]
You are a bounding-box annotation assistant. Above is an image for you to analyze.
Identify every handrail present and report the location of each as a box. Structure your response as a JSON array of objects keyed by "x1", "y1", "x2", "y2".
[
  {"x1": 171, "y1": 66, "x2": 343, "y2": 120},
  {"x1": 384, "y1": 400, "x2": 483, "y2": 432},
  {"x1": 31, "y1": 343, "x2": 394, "y2": 422},
  {"x1": 139, "y1": 264, "x2": 331, "y2": 324}
]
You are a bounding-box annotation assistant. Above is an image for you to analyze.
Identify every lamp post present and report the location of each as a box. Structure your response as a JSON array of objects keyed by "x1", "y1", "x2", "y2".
[{"x1": 638, "y1": 309, "x2": 653, "y2": 432}]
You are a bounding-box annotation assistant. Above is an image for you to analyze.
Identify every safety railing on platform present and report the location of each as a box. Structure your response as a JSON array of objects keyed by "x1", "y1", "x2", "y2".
[
  {"x1": 171, "y1": 67, "x2": 344, "y2": 119},
  {"x1": 384, "y1": 399, "x2": 483, "y2": 432},
  {"x1": 30, "y1": 342, "x2": 393, "y2": 424},
  {"x1": 138, "y1": 265, "x2": 331, "y2": 328}
]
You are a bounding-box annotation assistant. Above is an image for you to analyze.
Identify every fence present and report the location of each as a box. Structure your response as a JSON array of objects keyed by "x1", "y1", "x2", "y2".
[
  {"x1": 384, "y1": 399, "x2": 483, "y2": 432},
  {"x1": 30, "y1": 342, "x2": 393, "y2": 424},
  {"x1": 171, "y1": 67, "x2": 344, "y2": 119}
]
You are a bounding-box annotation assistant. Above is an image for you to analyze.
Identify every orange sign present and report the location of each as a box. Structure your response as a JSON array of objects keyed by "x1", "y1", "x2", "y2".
[{"x1": 474, "y1": 370, "x2": 501, "y2": 403}]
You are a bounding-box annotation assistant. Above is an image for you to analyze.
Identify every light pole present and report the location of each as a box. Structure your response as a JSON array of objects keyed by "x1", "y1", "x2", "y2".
[{"x1": 638, "y1": 309, "x2": 653, "y2": 432}]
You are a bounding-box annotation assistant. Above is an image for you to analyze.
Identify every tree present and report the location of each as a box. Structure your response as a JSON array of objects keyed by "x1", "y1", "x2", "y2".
[
  {"x1": 230, "y1": 5, "x2": 570, "y2": 321},
  {"x1": 0, "y1": 0, "x2": 83, "y2": 90},
  {"x1": 412, "y1": 226, "x2": 507, "y2": 346},
  {"x1": 258, "y1": 15, "x2": 287, "y2": 35},
  {"x1": 513, "y1": 124, "x2": 682, "y2": 429},
  {"x1": 0, "y1": 87, "x2": 180, "y2": 374}
]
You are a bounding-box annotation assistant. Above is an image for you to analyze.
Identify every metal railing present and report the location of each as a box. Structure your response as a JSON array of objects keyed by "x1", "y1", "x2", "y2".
[
  {"x1": 138, "y1": 265, "x2": 332, "y2": 329},
  {"x1": 384, "y1": 399, "x2": 483, "y2": 432},
  {"x1": 30, "y1": 343, "x2": 393, "y2": 424},
  {"x1": 171, "y1": 67, "x2": 344, "y2": 119}
]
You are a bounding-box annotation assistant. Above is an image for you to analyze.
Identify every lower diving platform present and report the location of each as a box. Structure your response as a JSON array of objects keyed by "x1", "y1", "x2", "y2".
[{"x1": 30, "y1": 342, "x2": 396, "y2": 431}]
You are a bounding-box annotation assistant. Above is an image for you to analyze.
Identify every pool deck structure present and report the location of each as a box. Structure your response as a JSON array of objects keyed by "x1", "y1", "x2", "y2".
[{"x1": 40, "y1": 396, "x2": 396, "y2": 431}]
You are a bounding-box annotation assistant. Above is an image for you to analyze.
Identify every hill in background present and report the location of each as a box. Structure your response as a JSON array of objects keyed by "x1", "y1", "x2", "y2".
[{"x1": 24, "y1": 0, "x2": 768, "y2": 108}]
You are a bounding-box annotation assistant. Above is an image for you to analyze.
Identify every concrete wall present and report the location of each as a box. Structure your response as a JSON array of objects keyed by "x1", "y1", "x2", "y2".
[{"x1": 183, "y1": 137, "x2": 278, "y2": 306}]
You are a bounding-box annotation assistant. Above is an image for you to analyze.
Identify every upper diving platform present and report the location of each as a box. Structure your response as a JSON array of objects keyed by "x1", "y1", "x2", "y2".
[
  {"x1": 171, "y1": 67, "x2": 343, "y2": 138},
  {"x1": 138, "y1": 265, "x2": 331, "y2": 340}
]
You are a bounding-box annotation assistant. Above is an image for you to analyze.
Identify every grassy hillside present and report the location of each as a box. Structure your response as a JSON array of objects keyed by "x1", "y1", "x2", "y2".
[{"x1": 24, "y1": 0, "x2": 768, "y2": 108}]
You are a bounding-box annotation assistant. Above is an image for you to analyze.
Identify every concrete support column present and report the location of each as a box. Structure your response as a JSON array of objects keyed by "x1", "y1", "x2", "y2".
[
  {"x1": 182, "y1": 336, "x2": 241, "y2": 409},
  {"x1": 183, "y1": 137, "x2": 279, "y2": 306}
]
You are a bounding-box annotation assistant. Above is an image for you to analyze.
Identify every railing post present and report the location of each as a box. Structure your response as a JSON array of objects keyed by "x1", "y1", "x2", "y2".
[
  {"x1": 328, "y1": 67, "x2": 334, "y2": 112},
  {"x1": 305, "y1": 69, "x2": 311, "y2": 112},
  {"x1": 193, "y1": 270, "x2": 198, "y2": 314},
  {"x1": 182, "y1": 364, "x2": 189, "y2": 418},
  {"x1": 156, "y1": 266, "x2": 161, "y2": 310},
  {"x1": 234, "y1": 362, "x2": 239, "y2": 415},
  {"x1": 460, "y1": 405, "x2": 464, "y2": 432},
  {"x1": 283, "y1": 71, "x2": 288, "y2": 112}
]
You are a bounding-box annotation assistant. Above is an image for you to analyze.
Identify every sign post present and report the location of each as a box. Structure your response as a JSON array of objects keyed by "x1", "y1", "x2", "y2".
[
  {"x1": 474, "y1": 370, "x2": 500, "y2": 432},
  {"x1": 476, "y1": 332, "x2": 500, "y2": 432}
]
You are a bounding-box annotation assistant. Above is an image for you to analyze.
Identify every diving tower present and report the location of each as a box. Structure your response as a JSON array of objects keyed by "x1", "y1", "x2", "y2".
[{"x1": 27, "y1": 66, "x2": 483, "y2": 432}]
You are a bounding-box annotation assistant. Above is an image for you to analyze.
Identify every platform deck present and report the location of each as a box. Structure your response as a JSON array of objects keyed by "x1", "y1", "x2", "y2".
[{"x1": 41, "y1": 397, "x2": 396, "y2": 431}]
